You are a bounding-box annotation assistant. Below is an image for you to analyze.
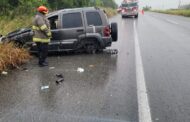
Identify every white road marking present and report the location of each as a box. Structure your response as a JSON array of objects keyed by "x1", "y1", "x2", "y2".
[
  {"x1": 134, "y1": 21, "x2": 152, "y2": 122},
  {"x1": 165, "y1": 19, "x2": 179, "y2": 25}
]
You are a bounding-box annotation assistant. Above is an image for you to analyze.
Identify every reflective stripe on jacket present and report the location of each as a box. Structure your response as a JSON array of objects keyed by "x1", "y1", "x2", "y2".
[{"x1": 32, "y1": 12, "x2": 51, "y2": 43}]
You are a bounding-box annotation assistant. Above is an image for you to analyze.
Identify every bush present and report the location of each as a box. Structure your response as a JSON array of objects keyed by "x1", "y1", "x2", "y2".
[
  {"x1": 152, "y1": 9, "x2": 190, "y2": 17},
  {"x1": 0, "y1": 43, "x2": 31, "y2": 72},
  {"x1": 102, "y1": 7, "x2": 117, "y2": 17}
]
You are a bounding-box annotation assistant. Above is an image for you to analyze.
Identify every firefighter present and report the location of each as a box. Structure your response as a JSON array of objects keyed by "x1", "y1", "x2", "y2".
[{"x1": 32, "y1": 6, "x2": 52, "y2": 67}]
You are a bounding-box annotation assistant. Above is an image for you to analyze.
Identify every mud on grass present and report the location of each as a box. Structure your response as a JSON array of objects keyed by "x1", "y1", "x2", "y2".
[{"x1": 0, "y1": 43, "x2": 31, "y2": 72}]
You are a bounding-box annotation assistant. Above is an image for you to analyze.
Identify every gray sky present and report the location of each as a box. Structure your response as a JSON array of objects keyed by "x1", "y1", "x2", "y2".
[{"x1": 115, "y1": 0, "x2": 190, "y2": 9}]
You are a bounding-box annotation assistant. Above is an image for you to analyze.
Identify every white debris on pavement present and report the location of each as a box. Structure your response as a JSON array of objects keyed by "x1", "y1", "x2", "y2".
[
  {"x1": 155, "y1": 118, "x2": 159, "y2": 121},
  {"x1": 89, "y1": 65, "x2": 95, "y2": 68},
  {"x1": 49, "y1": 67, "x2": 55, "y2": 70},
  {"x1": 1, "y1": 71, "x2": 8, "y2": 75},
  {"x1": 77, "y1": 67, "x2": 84, "y2": 73},
  {"x1": 41, "y1": 85, "x2": 49, "y2": 90}
]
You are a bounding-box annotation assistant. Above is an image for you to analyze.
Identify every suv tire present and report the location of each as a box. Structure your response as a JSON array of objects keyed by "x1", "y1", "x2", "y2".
[
  {"x1": 85, "y1": 40, "x2": 99, "y2": 54},
  {"x1": 110, "y1": 23, "x2": 118, "y2": 42}
]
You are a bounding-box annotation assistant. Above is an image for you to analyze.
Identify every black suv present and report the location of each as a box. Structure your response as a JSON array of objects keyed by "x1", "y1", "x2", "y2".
[{"x1": 2, "y1": 7, "x2": 118, "y2": 53}]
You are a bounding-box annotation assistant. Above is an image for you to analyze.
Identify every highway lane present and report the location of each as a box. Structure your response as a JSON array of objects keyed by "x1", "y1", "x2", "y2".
[{"x1": 137, "y1": 12, "x2": 190, "y2": 122}]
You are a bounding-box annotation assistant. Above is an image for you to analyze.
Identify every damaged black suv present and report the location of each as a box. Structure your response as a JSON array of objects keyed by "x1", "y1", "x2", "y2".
[{"x1": 2, "y1": 7, "x2": 118, "y2": 53}]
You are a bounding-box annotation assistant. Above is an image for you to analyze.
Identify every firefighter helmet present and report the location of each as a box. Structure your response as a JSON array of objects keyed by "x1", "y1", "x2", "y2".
[{"x1": 37, "y1": 6, "x2": 48, "y2": 14}]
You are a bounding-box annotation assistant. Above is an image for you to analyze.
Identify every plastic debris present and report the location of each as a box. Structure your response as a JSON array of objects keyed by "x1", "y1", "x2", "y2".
[
  {"x1": 105, "y1": 49, "x2": 118, "y2": 55},
  {"x1": 56, "y1": 73, "x2": 64, "y2": 78},
  {"x1": 55, "y1": 73, "x2": 64, "y2": 84},
  {"x1": 56, "y1": 78, "x2": 64, "y2": 84},
  {"x1": 155, "y1": 118, "x2": 159, "y2": 121},
  {"x1": 22, "y1": 67, "x2": 29, "y2": 72},
  {"x1": 49, "y1": 67, "x2": 55, "y2": 70},
  {"x1": 41, "y1": 85, "x2": 49, "y2": 90},
  {"x1": 1, "y1": 71, "x2": 8, "y2": 75},
  {"x1": 77, "y1": 67, "x2": 84, "y2": 73},
  {"x1": 89, "y1": 65, "x2": 95, "y2": 68}
]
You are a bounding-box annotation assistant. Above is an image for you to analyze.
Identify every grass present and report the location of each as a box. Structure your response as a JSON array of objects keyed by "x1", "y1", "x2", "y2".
[
  {"x1": 0, "y1": 15, "x2": 32, "y2": 35},
  {"x1": 152, "y1": 9, "x2": 190, "y2": 17},
  {"x1": 101, "y1": 7, "x2": 117, "y2": 18},
  {"x1": 0, "y1": 15, "x2": 32, "y2": 72},
  {"x1": 0, "y1": 43, "x2": 31, "y2": 72}
]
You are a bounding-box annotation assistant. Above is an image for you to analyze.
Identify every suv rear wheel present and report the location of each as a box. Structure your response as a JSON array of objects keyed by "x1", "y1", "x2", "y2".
[
  {"x1": 110, "y1": 23, "x2": 118, "y2": 42},
  {"x1": 84, "y1": 40, "x2": 99, "y2": 54}
]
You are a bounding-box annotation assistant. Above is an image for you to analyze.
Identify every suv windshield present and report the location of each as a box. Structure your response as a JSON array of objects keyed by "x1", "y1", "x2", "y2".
[{"x1": 122, "y1": 3, "x2": 138, "y2": 7}]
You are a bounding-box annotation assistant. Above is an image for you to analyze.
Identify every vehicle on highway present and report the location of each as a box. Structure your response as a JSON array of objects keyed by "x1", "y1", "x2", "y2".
[
  {"x1": 2, "y1": 7, "x2": 118, "y2": 54},
  {"x1": 121, "y1": 1, "x2": 139, "y2": 18}
]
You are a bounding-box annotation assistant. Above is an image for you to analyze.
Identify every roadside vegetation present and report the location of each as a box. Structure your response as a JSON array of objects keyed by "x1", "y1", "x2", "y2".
[
  {"x1": 0, "y1": 43, "x2": 31, "y2": 72},
  {"x1": 0, "y1": 0, "x2": 117, "y2": 72},
  {"x1": 152, "y1": 9, "x2": 190, "y2": 17}
]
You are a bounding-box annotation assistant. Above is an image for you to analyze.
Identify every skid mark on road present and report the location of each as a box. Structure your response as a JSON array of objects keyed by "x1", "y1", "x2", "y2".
[{"x1": 134, "y1": 21, "x2": 152, "y2": 122}]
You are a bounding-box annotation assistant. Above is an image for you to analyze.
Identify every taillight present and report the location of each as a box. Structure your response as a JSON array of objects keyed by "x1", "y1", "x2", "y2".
[{"x1": 103, "y1": 26, "x2": 111, "y2": 37}]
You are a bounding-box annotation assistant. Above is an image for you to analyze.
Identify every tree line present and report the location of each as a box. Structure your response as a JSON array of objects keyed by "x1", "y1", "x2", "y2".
[{"x1": 0, "y1": 0, "x2": 117, "y2": 16}]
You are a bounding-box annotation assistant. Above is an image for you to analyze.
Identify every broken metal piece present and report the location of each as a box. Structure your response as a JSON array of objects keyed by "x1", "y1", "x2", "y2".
[
  {"x1": 56, "y1": 73, "x2": 64, "y2": 78},
  {"x1": 56, "y1": 78, "x2": 64, "y2": 84}
]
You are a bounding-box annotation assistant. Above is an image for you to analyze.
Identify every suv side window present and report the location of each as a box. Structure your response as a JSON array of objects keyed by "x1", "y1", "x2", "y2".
[
  {"x1": 48, "y1": 15, "x2": 58, "y2": 30},
  {"x1": 62, "y1": 12, "x2": 83, "y2": 28},
  {"x1": 86, "y1": 12, "x2": 102, "y2": 26}
]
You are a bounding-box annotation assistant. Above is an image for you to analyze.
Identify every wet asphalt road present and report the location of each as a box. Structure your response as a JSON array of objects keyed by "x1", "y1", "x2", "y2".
[{"x1": 1, "y1": 12, "x2": 190, "y2": 122}]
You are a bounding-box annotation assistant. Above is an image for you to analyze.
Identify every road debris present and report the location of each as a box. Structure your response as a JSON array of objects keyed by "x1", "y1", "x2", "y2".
[
  {"x1": 41, "y1": 85, "x2": 49, "y2": 90},
  {"x1": 155, "y1": 118, "x2": 159, "y2": 121},
  {"x1": 89, "y1": 65, "x2": 95, "y2": 68},
  {"x1": 49, "y1": 67, "x2": 55, "y2": 70},
  {"x1": 22, "y1": 67, "x2": 29, "y2": 72},
  {"x1": 104, "y1": 49, "x2": 118, "y2": 55},
  {"x1": 55, "y1": 73, "x2": 64, "y2": 84},
  {"x1": 56, "y1": 78, "x2": 64, "y2": 84},
  {"x1": 1, "y1": 71, "x2": 8, "y2": 75},
  {"x1": 56, "y1": 73, "x2": 64, "y2": 78},
  {"x1": 77, "y1": 67, "x2": 84, "y2": 73}
]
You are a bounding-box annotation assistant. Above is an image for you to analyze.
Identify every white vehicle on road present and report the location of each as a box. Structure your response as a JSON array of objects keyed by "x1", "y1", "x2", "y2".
[{"x1": 121, "y1": 1, "x2": 139, "y2": 18}]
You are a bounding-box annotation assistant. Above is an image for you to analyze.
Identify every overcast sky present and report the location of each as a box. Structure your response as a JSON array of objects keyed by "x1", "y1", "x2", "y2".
[{"x1": 115, "y1": 0, "x2": 190, "y2": 9}]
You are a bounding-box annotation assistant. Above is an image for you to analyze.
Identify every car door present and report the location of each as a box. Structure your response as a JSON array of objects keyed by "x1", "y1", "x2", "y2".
[
  {"x1": 47, "y1": 15, "x2": 60, "y2": 51},
  {"x1": 57, "y1": 11, "x2": 85, "y2": 50}
]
